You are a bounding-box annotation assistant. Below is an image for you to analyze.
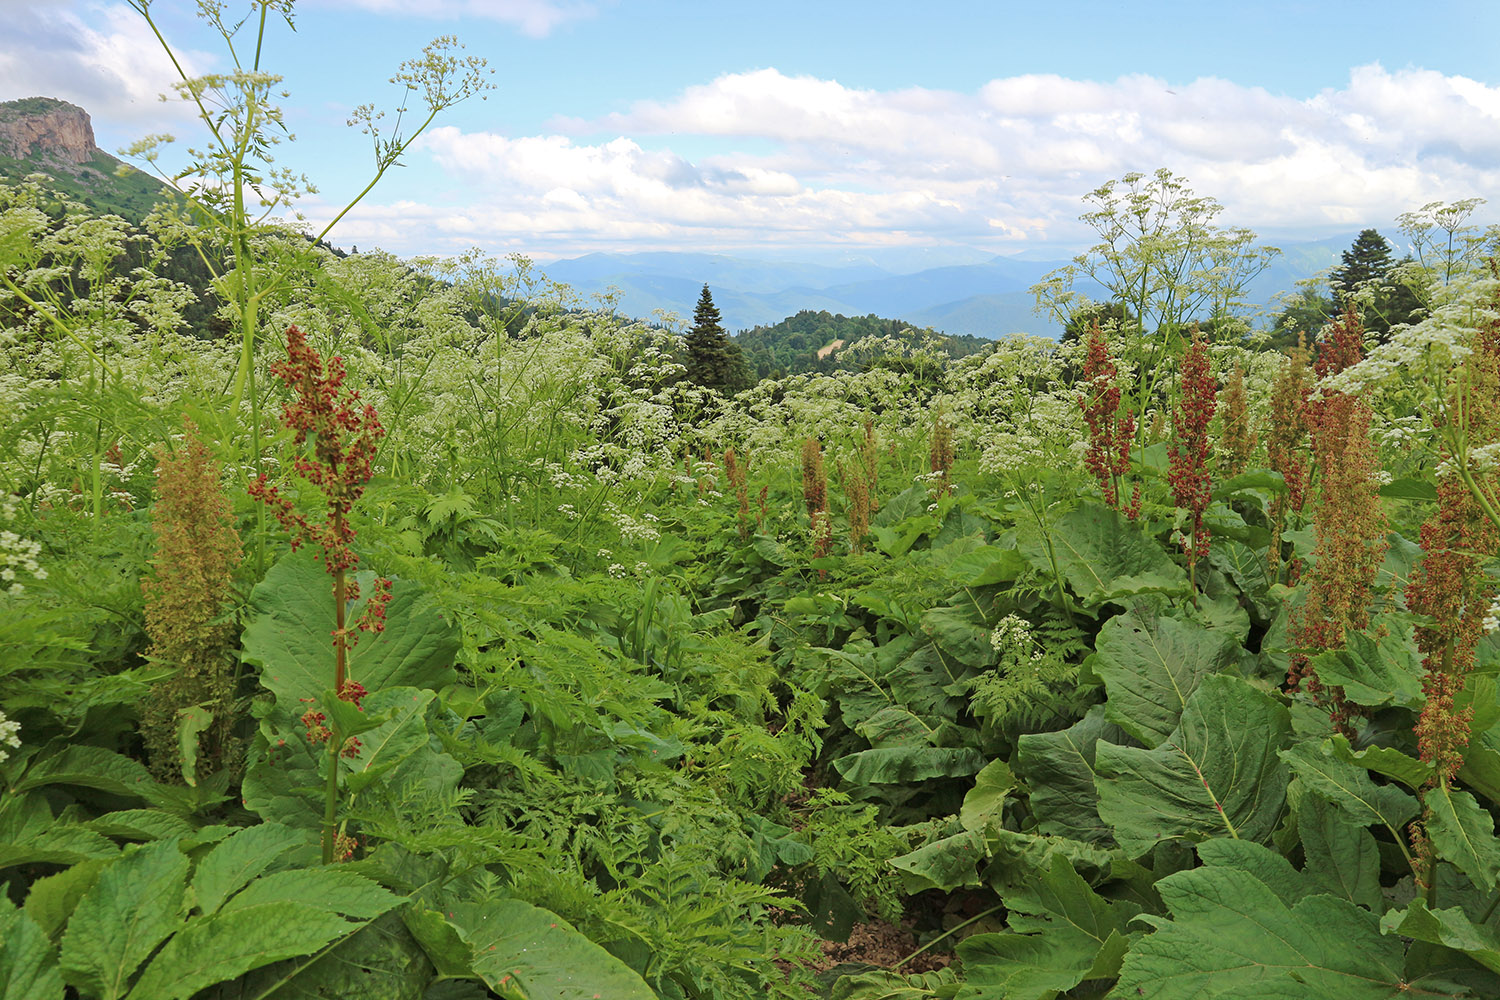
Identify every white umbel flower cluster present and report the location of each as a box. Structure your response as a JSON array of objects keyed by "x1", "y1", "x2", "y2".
[
  {"x1": 0, "y1": 497, "x2": 46, "y2": 596},
  {"x1": 0, "y1": 708, "x2": 20, "y2": 764}
]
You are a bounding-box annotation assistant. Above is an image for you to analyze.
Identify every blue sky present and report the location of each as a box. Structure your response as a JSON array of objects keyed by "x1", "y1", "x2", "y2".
[{"x1": 3, "y1": 0, "x2": 1498, "y2": 263}]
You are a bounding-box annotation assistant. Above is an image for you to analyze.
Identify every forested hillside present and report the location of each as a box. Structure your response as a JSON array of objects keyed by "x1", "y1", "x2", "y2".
[
  {"x1": 7, "y1": 7, "x2": 1500, "y2": 1000},
  {"x1": 735, "y1": 310, "x2": 994, "y2": 378}
]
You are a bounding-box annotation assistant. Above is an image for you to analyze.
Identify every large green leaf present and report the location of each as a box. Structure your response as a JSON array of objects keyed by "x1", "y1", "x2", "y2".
[
  {"x1": 241, "y1": 705, "x2": 325, "y2": 831},
  {"x1": 191, "y1": 823, "x2": 310, "y2": 915},
  {"x1": 1093, "y1": 608, "x2": 1238, "y2": 748},
  {"x1": 451, "y1": 898, "x2": 657, "y2": 1000},
  {"x1": 1021, "y1": 502, "x2": 1189, "y2": 606},
  {"x1": 342, "y1": 688, "x2": 443, "y2": 795},
  {"x1": 890, "y1": 830, "x2": 986, "y2": 892},
  {"x1": 1297, "y1": 790, "x2": 1383, "y2": 911},
  {"x1": 219, "y1": 911, "x2": 432, "y2": 1000},
  {"x1": 242, "y1": 552, "x2": 459, "y2": 710},
  {"x1": 960, "y1": 759, "x2": 1014, "y2": 834},
  {"x1": 958, "y1": 854, "x2": 1136, "y2": 1000},
  {"x1": 1460, "y1": 713, "x2": 1500, "y2": 802},
  {"x1": 1281, "y1": 739, "x2": 1419, "y2": 839},
  {"x1": 945, "y1": 546, "x2": 1028, "y2": 586},
  {"x1": 1095, "y1": 674, "x2": 1290, "y2": 857},
  {"x1": 59, "y1": 839, "x2": 190, "y2": 1000},
  {"x1": 221, "y1": 868, "x2": 400, "y2": 919},
  {"x1": 832, "y1": 746, "x2": 985, "y2": 785},
  {"x1": 1309, "y1": 616, "x2": 1423, "y2": 710},
  {"x1": 0, "y1": 793, "x2": 118, "y2": 869},
  {"x1": 1383, "y1": 900, "x2": 1500, "y2": 976},
  {"x1": 1016, "y1": 706, "x2": 1130, "y2": 842},
  {"x1": 1426, "y1": 783, "x2": 1500, "y2": 892},
  {"x1": 124, "y1": 902, "x2": 355, "y2": 1000},
  {"x1": 16, "y1": 744, "x2": 155, "y2": 798},
  {"x1": 983, "y1": 829, "x2": 1115, "y2": 895},
  {"x1": 23, "y1": 859, "x2": 108, "y2": 938},
  {"x1": 0, "y1": 900, "x2": 64, "y2": 1000},
  {"x1": 1116, "y1": 865, "x2": 1421, "y2": 998},
  {"x1": 1330, "y1": 738, "x2": 1435, "y2": 791}
]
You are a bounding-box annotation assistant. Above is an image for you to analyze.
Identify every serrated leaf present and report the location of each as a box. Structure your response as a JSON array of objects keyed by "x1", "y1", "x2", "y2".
[
  {"x1": 221, "y1": 868, "x2": 401, "y2": 920},
  {"x1": 242, "y1": 552, "x2": 459, "y2": 712},
  {"x1": 1379, "y1": 477, "x2": 1439, "y2": 501},
  {"x1": 1093, "y1": 608, "x2": 1239, "y2": 748},
  {"x1": 60, "y1": 839, "x2": 190, "y2": 1000},
  {"x1": 124, "y1": 901, "x2": 354, "y2": 1000},
  {"x1": 23, "y1": 860, "x2": 108, "y2": 939},
  {"x1": 227, "y1": 910, "x2": 429, "y2": 1000},
  {"x1": 1016, "y1": 705, "x2": 1130, "y2": 842},
  {"x1": 16, "y1": 744, "x2": 155, "y2": 798},
  {"x1": 1095, "y1": 674, "x2": 1290, "y2": 857},
  {"x1": 87, "y1": 808, "x2": 196, "y2": 842},
  {"x1": 1117, "y1": 866, "x2": 1415, "y2": 998},
  {"x1": 983, "y1": 829, "x2": 1114, "y2": 894},
  {"x1": 0, "y1": 900, "x2": 64, "y2": 1000},
  {"x1": 1426, "y1": 783, "x2": 1500, "y2": 892},
  {"x1": 192, "y1": 823, "x2": 310, "y2": 915},
  {"x1": 452, "y1": 898, "x2": 657, "y2": 999},
  {"x1": 1281, "y1": 739, "x2": 1419, "y2": 836},
  {"x1": 1329, "y1": 737, "x2": 1435, "y2": 790},
  {"x1": 1195, "y1": 838, "x2": 1307, "y2": 907}
]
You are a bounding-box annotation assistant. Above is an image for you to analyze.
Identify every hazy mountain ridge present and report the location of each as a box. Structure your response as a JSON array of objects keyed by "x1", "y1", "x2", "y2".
[{"x1": 540, "y1": 238, "x2": 1355, "y2": 339}]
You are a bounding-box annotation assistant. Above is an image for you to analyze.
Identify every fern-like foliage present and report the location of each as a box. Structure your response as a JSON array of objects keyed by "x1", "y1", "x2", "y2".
[{"x1": 966, "y1": 607, "x2": 1093, "y2": 735}]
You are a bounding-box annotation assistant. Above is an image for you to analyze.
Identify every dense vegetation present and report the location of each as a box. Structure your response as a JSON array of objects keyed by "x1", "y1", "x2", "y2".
[
  {"x1": 8, "y1": 6, "x2": 1500, "y2": 1000},
  {"x1": 736, "y1": 310, "x2": 993, "y2": 379}
]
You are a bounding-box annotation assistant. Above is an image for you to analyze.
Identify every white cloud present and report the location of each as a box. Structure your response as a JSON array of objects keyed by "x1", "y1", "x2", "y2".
[
  {"x1": 0, "y1": 3, "x2": 210, "y2": 129},
  {"x1": 309, "y1": 0, "x2": 597, "y2": 37},
  {"x1": 396, "y1": 63, "x2": 1494, "y2": 257}
]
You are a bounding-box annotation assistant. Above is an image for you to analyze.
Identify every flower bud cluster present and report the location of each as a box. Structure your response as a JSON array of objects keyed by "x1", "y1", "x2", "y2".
[{"x1": 1078, "y1": 321, "x2": 1139, "y2": 516}]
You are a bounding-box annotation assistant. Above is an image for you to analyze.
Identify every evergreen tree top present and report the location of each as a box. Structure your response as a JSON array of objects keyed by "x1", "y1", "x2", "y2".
[
  {"x1": 1330, "y1": 229, "x2": 1396, "y2": 297},
  {"x1": 692, "y1": 284, "x2": 724, "y2": 336}
]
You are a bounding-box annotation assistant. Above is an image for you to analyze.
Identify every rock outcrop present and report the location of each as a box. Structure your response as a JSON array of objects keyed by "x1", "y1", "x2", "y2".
[{"x1": 0, "y1": 97, "x2": 99, "y2": 165}]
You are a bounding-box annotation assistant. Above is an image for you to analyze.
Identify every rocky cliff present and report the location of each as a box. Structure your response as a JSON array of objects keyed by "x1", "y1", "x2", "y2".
[{"x1": 0, "y1": 97, "x2": 99, "y2": 165}]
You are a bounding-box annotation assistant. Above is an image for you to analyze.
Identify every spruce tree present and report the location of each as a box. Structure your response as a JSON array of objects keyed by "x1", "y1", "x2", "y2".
[
  {"x1": 1329, "y1": 229, "x2": 1395, "y2": 300},
  {"x1": 683, "y1": 284, "x2": 751, "y2": 394},
  {"x1": 1328, "y1": 229, "x2": 1420, "y2": 341}
]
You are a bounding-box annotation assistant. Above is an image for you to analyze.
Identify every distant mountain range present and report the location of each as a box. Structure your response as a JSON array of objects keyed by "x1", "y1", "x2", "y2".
[{"x1": 540, "y1": 239, "x2": 1357, "y2": 340}]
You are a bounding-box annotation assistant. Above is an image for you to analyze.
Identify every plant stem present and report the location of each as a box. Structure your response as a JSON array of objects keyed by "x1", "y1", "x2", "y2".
[
  {"x1": 323, "y1": 563, "x2": 348, "y2": 864},
  {"x1": 894, "y1": 904, "x2": 1003, "y2": 969}
]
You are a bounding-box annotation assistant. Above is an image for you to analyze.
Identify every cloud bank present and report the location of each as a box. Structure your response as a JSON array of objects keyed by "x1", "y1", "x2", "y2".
[{"x1": 332, "y1": 64, "x2": 1500, "y2": 256}]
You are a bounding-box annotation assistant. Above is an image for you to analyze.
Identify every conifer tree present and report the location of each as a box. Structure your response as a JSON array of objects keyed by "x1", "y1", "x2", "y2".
[
  {"x1": 683, "y1": 284, "x2": 751, "y2": 394},
  {"x1": 1328, "y1": 228, "x2": 1421, "y2": 340}
]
